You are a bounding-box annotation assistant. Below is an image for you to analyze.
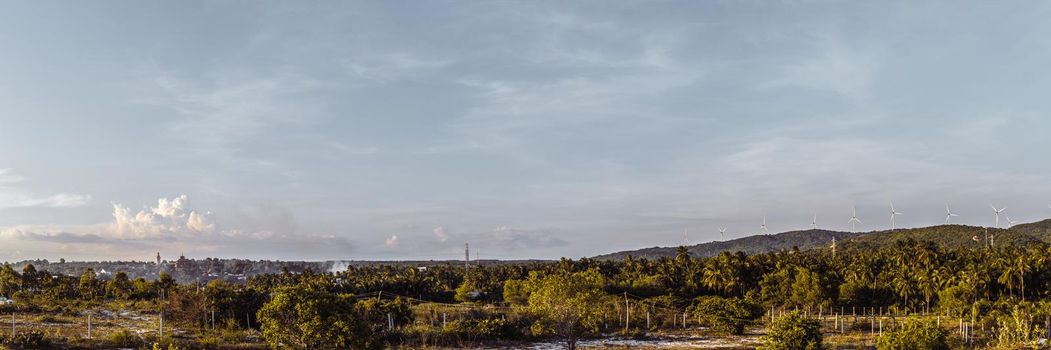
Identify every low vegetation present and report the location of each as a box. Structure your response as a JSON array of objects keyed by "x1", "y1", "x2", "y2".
[{"x1": 0, "y1": 235, "x2": 1050, "y2": 348}]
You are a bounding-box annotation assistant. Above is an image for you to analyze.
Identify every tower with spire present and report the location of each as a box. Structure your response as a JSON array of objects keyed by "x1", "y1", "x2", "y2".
[{"x1": 464, "y1": 242, "x2": 470, "y2": 270}]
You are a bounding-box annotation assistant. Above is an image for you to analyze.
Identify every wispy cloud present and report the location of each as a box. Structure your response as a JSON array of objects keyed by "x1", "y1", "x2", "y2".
[
  {"x1": 342, "y1": 53, "x2": 451, "y2": 83},
  {"x1": 759, "y1": 36, "x2": 877, "y2": 102},
  {"x1": 140, "y1": 73, "x2": 329, "y2": 159},
  {"x1": 0, "y1": 169, "x2": 90, "y2": 209}
]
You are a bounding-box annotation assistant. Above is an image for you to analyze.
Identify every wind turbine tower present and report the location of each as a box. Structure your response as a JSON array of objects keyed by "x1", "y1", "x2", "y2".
[
  {"x1": 848, "y1": 206, "x2": 862, "y2": 232},
  {"x1": 719, "y1": 227, "x2": 727, "y2": 239},
  {"x1": 811, "y1": 214, "x2": 818, "y2": 230},
  {"x1": 889, "y1": 202, "x2": 903, "y2": 230},
  {"x1": 944, "y1": 204, "x2": 959, "y2": 224},
  {"x1": 1006, "y1": 215, "x2": 1019, "y2": 228},
  {"x1": 991, "y1": 205, "x2": 1006, "y2": 228},
  {"x1": 760, "y1": 215, "x2": 769, "y2": 234}
]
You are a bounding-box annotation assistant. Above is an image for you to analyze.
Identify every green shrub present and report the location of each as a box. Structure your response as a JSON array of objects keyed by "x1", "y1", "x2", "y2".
[
  {"x1": 220, "y1": 318, "x2": 248, "y2": 343},
  {"x1": 990, "y1": 306, "x2": 1040, "y2": 349},
  {"x1": 106, "y1": 328, "x2": 143, "y2": 348},
  {"x1": 5, "y1": 330, "x2": 49, "y2": 349},
  {"x1": 758, "y1": 310, "x2": 822, "y2": 350},
  {"x1": 875, "y1": 317, "x2": 948, "y2": 350},
  {"x1": 687, "y1": 295, "x2": 760, "y2": 335}
]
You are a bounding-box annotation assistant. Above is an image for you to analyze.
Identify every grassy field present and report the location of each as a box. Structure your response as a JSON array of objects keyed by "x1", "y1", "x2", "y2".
[{"x1": 0, "y1": 308, "x2": 997, "y2": 349}]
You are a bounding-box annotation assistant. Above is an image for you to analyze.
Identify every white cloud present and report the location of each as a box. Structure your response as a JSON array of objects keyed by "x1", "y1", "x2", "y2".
[
  {"x1": 0, "y1": 169, "x2": 91, "y2": 209},
  {"x1": 1, "y1": 195, "x2": 355, "y2": 260},
  {"x1": 110, "y1": 195, "x2": 217, "y2": 239}
]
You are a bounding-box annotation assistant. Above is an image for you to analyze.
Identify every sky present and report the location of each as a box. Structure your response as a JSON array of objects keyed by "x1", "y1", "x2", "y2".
[{"x1": 1, "y1": 1, "x2": 1051, "y2": 262}]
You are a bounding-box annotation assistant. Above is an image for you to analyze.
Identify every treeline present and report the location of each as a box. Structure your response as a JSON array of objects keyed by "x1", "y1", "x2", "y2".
[{"x1": 3, "y1": 238, "x2": 1051, "y2": 348}]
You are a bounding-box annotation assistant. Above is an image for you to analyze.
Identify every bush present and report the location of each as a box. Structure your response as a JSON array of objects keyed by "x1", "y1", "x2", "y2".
[
  {"x1": 257, "y1": 285, "x2": 380, "y2": 350},
  {"x1": 990, "y1": 306, "x2": 1040, "y2": 349},
  {"x1": 106, "y1": 329, "x2": 143, "y2": 348},
  {"x1": 3, "y1": 330, "x2": 49, "y2": 349},
  {"x1": 687, "y1": 296, "x2": 760, "y2": 335},
  {"x1": 758, "y1": 310, "x2": 822, "y2": 350},
  {"x1": 875, "y1": 317, "x2": 948, "y2": 350}
]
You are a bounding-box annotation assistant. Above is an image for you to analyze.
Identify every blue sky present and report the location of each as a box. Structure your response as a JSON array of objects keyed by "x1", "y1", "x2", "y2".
[{"x1": 1, "y1": 1, "x2": 1050, "y2": 261}]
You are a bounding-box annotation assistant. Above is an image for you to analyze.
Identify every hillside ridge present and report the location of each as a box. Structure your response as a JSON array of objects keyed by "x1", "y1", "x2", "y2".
[{"x1": 594, "y1": 219, "x2": 1051, "y2": 260}]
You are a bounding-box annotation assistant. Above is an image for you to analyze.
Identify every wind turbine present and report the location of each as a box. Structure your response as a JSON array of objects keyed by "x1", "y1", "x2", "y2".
[
  {"x1": 889, "y1": 202, "x2": 903, "y2": 230},
  {"x1": 683, "y1": 228, "x2": 689, "y2": 246},
  {"x1": 1006, "y1": 215, "x2": 1019, "y2": 228},
  {"x1": 944, "y1": 204, "x2": 959, "y2": 224},
  {"x1": 760, "y1": 215, "x2": 769, "y2": 234},
  {"x1": 991, "y1": 204, "x2": 1006, "y2": 228},
  {"x1": 848, "y1": 206, "x2": 862, "y2": 232},
  {"x1": 719, "y1": 227, "x2": 727, "y2": 239},
  {"x1": 811, "y1": 214, "x2": 819, "y2": 230}
]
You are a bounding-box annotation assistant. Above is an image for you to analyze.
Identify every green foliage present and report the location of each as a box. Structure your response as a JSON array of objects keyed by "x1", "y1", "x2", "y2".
[
  {"x1": 106, "y1": 329, "x2": 143, "y2": 348},
  {"x1": 758, "y1": 310, "x2": 822, "y2": 350},
  {"x1": 104, "y1": 271, "x2": 132, "y2": 299},
  {"x1": 257, "y1": 284, "x2": 380, "y2": 350},
  {"x1": 454, "y1": 279, "x2": 479, "y2": 303},
  {"x1": 356, "y1": 295, "x2": 414, "y2": 334},
  {"x1": 3, "y1": 330, "x2": 49, "y2": 349},
  {"x1": 990, "y1": 305, "x2": 1040, "y2": 349},
  {"x1": 153, "y1": 342, "x2": 185, "y2": 350},
  {"x1": 687, "y1": 295, "x2": 759, "y2": 335},
  {"x1": 502, "y1": 279, "x2": 530, "y2": 306},
  {"x1": 936, "y1": 283, "x2": 974, "y2": 317},
  {"x1": 525, "y1": 269, "x2": 608, "y2": 350},
  {"x1": 77, "y1": 269, "x2": 98, "y2": 300},
  {"x1": 875, "y1": 317, "x2": 948, "y2": 350},
  {"x1": 0, "y1": 264, "x2": 20, "y2": 298},
  {"x1": 789, "y1": 267, "x2": 825, "y2": 310}
]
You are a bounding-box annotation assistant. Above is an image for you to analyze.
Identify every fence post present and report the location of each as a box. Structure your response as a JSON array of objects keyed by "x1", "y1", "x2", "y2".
[{"x1": 623, "y1": 292, "x2": 630, "y2": 332}]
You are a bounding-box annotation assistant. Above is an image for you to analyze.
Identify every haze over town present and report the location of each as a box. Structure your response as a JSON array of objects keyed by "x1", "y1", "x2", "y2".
[{"x1": 2, "y1": 1, "x2": 1051, "y2": 262}]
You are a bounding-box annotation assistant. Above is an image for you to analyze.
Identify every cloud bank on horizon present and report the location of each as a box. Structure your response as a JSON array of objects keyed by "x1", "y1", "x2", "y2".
[{"x1": 2, "y1": 1, "x2": 1051, "y2": 261}]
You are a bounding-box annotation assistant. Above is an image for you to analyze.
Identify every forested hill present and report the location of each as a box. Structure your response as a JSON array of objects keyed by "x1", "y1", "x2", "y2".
[
  {"x1": 841, "y1": 224, "x2": 1039, "y2": 251},
  {"x1": 1005, "y1": 218, "x2": 1051, "y2": 241},
  {"x1": 593, "y1": 229, "x2": 867, "y2": 260},
  {"x1": 595, "y1": 219, "x2": 1051, "y2": 260}
]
